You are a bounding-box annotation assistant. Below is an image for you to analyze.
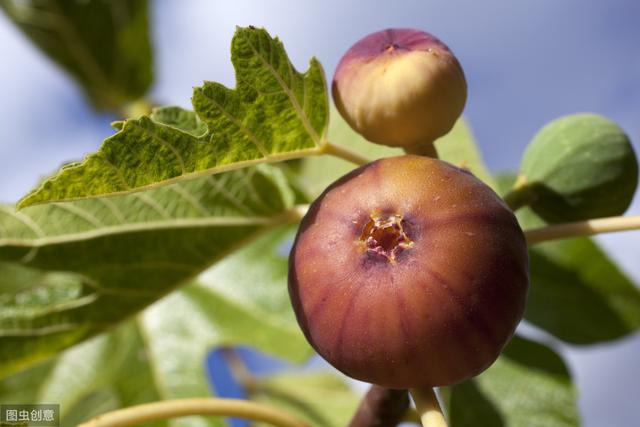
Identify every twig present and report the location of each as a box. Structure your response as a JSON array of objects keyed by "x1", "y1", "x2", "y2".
[
  {"x1": 525, "y1": 215, "x2": 640, "y2": 245},
  {"x1": 321, "y1": 141, "x2": 371, "y2": 166},
  {"x1": 410, "y1": 388, "x2": 448, "y2": 427},
  {"x1": 347, "y1": 386, "x2": 411, "y2": 427},
  {"x1": 77, "y1": 398, "x2": 310, "y2": 427}
]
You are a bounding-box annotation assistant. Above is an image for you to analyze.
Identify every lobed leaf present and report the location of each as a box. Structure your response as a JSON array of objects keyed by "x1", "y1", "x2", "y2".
[
  {"x1": 1, "y1": 0, "x2": 152, "y2": 110},
  {"x1": 0, "y1": 163, "x2": 297, "y2": 378},
  {"x1": 18, "y1": 26, "x2": 329, "y2": 209}
]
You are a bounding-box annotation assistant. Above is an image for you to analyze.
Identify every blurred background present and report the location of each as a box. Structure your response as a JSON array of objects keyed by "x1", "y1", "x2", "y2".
[{"x1": 0, "y1": 1, "x2": 638, "y2": 426}]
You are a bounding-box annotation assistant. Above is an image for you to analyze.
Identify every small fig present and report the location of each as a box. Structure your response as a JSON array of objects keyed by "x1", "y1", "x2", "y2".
[
  {"x1": 520, "y1": 113, "x2": 638, "y2": 222},
  {"x1": 288, "y1": 155, "x2": 529, "y2": 388},
  {"x1": 332, "y1": 28, "x2": 467, "y2": 149}
]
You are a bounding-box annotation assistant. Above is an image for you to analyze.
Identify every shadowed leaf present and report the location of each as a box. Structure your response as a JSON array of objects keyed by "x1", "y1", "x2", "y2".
[
  {"x1": 1, "y1": 0, "x2": 152, "y2": 110},
  {"x1": 0, "y1": 163, "x2": 298, "y2": 377},
  {"x1": 449, "y1": 335, "x2": 579, "y2": 427}
]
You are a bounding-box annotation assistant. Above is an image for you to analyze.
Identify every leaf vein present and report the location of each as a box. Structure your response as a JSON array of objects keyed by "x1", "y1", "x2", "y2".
[
  {"x1": 243, "y1": 35, "x2": 321, "y2": 146},
  {"x1": 198, "y1": 89, "x2": 271, "y2": 158}
]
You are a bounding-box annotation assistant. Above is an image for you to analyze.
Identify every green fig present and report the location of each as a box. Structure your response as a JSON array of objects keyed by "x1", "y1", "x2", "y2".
[{"x1": 518, "y1": 113, "x2": 638, "y2": 222}]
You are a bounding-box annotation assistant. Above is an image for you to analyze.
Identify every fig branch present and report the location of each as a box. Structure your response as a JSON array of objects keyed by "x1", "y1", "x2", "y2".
[
  {"x1": 77, "y1": 398, "x2": 310, "y2": 427},
  {"x1": 525, "y1": 214, "x2": 640, "y2": 245}
]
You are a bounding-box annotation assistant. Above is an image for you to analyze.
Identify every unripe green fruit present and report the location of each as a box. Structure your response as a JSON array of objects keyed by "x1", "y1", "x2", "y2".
[
  {"x1": 288, "y1": 155, "x2": 529, "y2": 388},
  {"x1": 520, "y1": 113, "x2": 638, "y2": 223},
  {"x1": 332, "y1": 29, "x2": 467, "y2": 149}
]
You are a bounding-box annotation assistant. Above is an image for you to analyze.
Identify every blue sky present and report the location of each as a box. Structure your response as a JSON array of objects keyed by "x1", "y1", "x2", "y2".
[{"x1": 0, "y1": 1, "x2": 639, "y2": 425}]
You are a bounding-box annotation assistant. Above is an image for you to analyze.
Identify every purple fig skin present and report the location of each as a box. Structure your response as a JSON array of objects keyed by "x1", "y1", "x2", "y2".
[
  {"x1": 288, "y1": 156, "x2": 529, "y2": 388},
  {"x1": 332, "y1": 28, "x2": 467, "y2": 148}
]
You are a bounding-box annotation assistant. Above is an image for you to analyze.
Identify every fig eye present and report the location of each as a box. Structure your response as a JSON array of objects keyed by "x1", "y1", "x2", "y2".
[
  {"x1": 359, "y1": 213, "x2": 413, "y2": 262},
  {"x1": 383, "y1": 43, "x2": 399, "y2": 52}
]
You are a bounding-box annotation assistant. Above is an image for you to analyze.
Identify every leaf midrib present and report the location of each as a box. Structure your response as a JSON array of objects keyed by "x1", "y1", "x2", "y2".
[
  {"x1": 0, "y1": 215, "x2": 284, "y2": 248},
  {"x1": 18, "y1": 148, "x2": 321, "y2": 209}
]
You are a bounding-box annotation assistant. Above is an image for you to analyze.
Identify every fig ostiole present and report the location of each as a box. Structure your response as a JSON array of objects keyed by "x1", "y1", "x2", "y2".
[
  {"x1": 288, "y1": 155, "x2": 529, "y2": 389},
  {"x1": 517, "y1": 113, "x2": 638, "y2": 222},
  {"x1": 332, "y1": 28, "x2": 467, "y2": 151}
]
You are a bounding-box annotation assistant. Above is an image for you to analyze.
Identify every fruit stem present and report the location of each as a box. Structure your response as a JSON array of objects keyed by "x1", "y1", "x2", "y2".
[
  {"x1": 503, "y1": 174, "x2": 534, "y2": 211},
  {"x1": 76, "y1": 398, "x2": 310, "y2": 427},
  {"x1": 404, "y1": 141, "x2": 438, "y2": 158},
  {"x1": 525, "y1": 214, "x2": 640, "y2": 245},
  {"x1": 410, "y1": 388, "x2": 448, "y2": 427},
  {"x1": 321, "y1": 141, "x2": 371, "y2": 165},
  {"x1": 347, "y1": 386, "x2": 411, "y2": 427}
]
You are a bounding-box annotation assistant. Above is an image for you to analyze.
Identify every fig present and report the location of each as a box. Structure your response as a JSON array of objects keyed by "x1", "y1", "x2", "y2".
[
  {"x1": 288, "y1": 155, "x2": 529, "y2": 388},
  {"x1": 332, "y1": 28, "x2": 467, "y2": 149},
  {"x1": 519, "y1": 113, "x2": 638, "y2": 222}
]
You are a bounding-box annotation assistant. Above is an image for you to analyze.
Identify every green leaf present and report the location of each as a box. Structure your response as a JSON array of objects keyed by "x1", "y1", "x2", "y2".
[
  {"x1": 0, "y1": 164, "x2": 297, "y2": 377},
  {"x1": 435, "y1": 119, "x2": 498, "y2": 189},
  {"x1": 18, "y1": 27, "x2": 329, "y2": 209},
  {"x1": 0, "y1": 225, "x2": 311, "y2": 426},
  {"x1": 497, "y1": 176, "x2": 640, "y2": 344},
  {"x1": 293, "y1": 107, "x2": 401, "y2": 199},
  {"x1": 448, "y1": 335, "x2": 579, "y2": 427},
  {"x1": 522, "y1": 208, "x2": 640, "y2": 344},
  {"x1": 139, "y1": 225, "x2": 312, "y2": 405},
  {"x1": 294, "y1": 110, "x2": 490, "y2": 200},
  {"x1": 0, "y1": 322, "x2": 166, "y2": 427},
  {"x1": 252, "y1": 372, "x2": 360, "y2": 427},
  {"x1": 1, "y1": 0, "x2": 152, "y2": 110}
]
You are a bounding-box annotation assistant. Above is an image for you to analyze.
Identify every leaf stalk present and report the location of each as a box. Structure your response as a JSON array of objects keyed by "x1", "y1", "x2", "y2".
[{"x1": 321, "y1": 141, "x2": 371, "y2": 166}]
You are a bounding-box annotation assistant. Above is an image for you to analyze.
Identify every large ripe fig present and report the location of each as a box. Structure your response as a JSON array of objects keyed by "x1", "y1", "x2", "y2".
[
  {"x1": 289, "y1": 155, "x2": 529, "y2": 388},
  {"x1": 332, "y1": 28, "x2": 467, "y2": 149},
  {"x1": 520, "y1": 113, "x2": 638, "y2": 222}
]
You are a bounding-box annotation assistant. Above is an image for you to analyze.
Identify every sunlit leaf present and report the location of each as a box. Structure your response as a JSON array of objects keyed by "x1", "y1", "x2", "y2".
[{"x1": 18, "y1": 27, "x2": 328, "y2": 209}]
